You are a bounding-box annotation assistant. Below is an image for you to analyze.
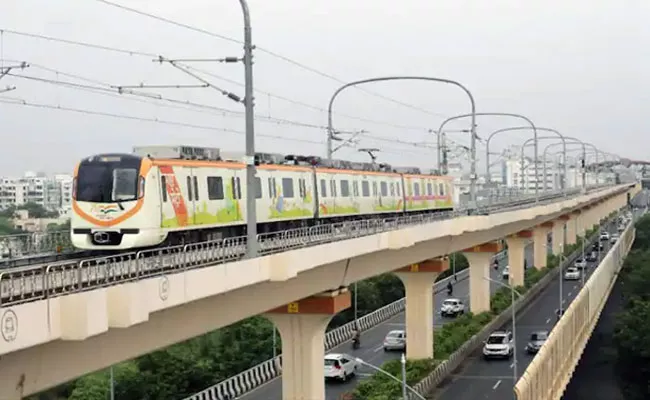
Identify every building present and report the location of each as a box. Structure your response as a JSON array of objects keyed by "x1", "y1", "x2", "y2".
[{"x1": 0, "y1": 172, "x2": 74, "y2": 214}]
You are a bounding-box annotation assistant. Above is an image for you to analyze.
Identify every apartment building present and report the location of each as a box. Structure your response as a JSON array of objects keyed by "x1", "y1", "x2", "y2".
[{"x1": 0, "y1": 172, "x2": 74, "y2": 214}]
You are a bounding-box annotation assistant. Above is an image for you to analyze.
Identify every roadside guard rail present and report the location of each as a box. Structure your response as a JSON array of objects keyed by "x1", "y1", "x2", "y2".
[
  {"x1": 513, "y1": 210, "x2": 637, "y2": 400},
  {"x1": 182, "y1": 185, "x2": 623, "y2": 400},
  {"x1": 0, "y1": 184, "x2": 614, "y2": 309}
]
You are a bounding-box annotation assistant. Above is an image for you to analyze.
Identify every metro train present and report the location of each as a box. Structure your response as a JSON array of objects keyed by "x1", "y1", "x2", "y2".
[{"x1": 70, "y1": 145, "x2": 455, "y2": 251}]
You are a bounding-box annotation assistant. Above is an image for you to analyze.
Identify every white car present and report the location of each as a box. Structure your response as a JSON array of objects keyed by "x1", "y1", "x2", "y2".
[
  {"x1": 383, "y1": 330, "x2": 406, "y2": 351},
  {"x1": 599, "y1": 232, "x2": 610, "y2": 241},
  {"x1": 502, "y1": 266, "x2": 510, "y2": 280},
  {"x1": 610, "y1": 234, "x2": 620, "y2": 244},
  {"x1": 483, "y1": 331, "x2": 514, "y2": 359},
  {"x1": 574, "y1": 258, "x2": 587, "y2": 269},
  {"x1": 618, "y1": 224, "x2": 626, "y2": 232},
  {"x1": 324, "y1": 353, "x2": 357, "y2": 381},
  {"x1": 564, "y1": 267, "x2": 581, "y2": 280},
  {"x1": 440, "y1": 298, "x2": 465, "y2": 317}
]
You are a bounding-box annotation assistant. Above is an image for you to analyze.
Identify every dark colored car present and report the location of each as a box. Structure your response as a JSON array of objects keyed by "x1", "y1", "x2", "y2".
[
  {"x1": 585, "y1": 251, "x2": 598, "y2": 262},
  {"x1": 525, "y1": 331, "x2": 549, "y2": 354}
]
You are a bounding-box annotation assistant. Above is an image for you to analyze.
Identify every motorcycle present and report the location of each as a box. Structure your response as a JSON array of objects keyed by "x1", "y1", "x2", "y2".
[
  {"x1": 447, "y1": 284, "x2": 453, "y2": 296},
  {"x1": 352, "y1": 336, "x2": 361, "y2": 350}
]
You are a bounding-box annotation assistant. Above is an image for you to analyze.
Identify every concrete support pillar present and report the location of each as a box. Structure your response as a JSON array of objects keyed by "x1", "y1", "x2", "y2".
[
  {"x1": 552, "y1": 219, "x2": 565, "y2": 255},
  {"x1": 505, "y1": 233, "x2": 529, "y2": 287},
  {"x1": 394, "y1": 258, "x2": 449, "y2": 360},
  {"x1": 566, "y1": 214, "x2": 577, "y2": 245},
  {"x1": 534, "y1": 222, "x2": 553, "y2": 268},
  {"x1": 463, "y1": 241, "x2": 504, "y2": 314},
  {"x1": 266, "y1": 290, "x2": 351, "y2": 400}
]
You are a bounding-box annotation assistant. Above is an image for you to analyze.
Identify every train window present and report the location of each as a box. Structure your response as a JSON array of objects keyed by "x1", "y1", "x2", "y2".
[
  {"x1": 353, "y1": 181, "x2": 359, "y2": 197},
  {"x1": 396, "y1": 182, "x2": 401, "y2": 196},
  {"x1": 361, "y1": 181, "x2": 370, "y2": 197},
  {"x1": 390, "y1": 182, "x2": 395, "y2": 196},
  {"x1": 330, "y1": 180, "x2": 337, "y2": 197},
  {"x1": 380, "y1": 181, "x2": 388, "y2": 197},
  {"x1": 193, "y1": 176, "x2": 199, "y2": 200},
  {"x1": 320, "y1": 179, "x2": 327, "y2": 198},
  {"x1": 207, "y1": 177, "x2": 224, "y2": 200},
  {"x1": 340, "y1": 180, "x2": 350, "y2": 197},
  {"x1": 414, "y1": 182, "x2": 420, "y2": 197},
  {"x1": 372, "y1": 182, "x2": 378, "y2": 196},
  {"x1": 439, "y1": 183, "x2": 445, "y2": 196},
  {"x1": 161, "y1": 176, "x2": 168, "y2": 202},
  {"x1": 427, "y1": 183, "x2": 433, "y2": 196},
  {"x1": 254, "y1": 177, "x2": 262, "y2": 199},
  {"x1": 282, "y1": 177, "x2": 294, "y2": 198},
  {"x1": 186, "y1": 176, "x2": 193, "y2": 201}
]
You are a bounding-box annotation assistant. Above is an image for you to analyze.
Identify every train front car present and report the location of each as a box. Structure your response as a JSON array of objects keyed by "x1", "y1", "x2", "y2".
[{"x1": 71, "y1": 153, "x2": 163, "y2": 250}]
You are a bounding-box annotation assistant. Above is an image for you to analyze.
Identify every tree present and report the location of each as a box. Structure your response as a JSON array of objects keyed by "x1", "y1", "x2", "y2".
[{"x1": 612, "y1": 214, "x2": 650, "y2": 399}]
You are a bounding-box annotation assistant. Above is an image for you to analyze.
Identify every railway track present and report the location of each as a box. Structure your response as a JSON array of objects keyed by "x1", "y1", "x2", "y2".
[{"x1": 0, "y1": 185, "x2": 612, "y2": 307}]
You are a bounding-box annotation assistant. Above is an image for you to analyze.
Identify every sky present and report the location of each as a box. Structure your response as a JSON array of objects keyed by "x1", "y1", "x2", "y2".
[{"x1": 0, "y1": 0, "x2": 648, "y2": 176}]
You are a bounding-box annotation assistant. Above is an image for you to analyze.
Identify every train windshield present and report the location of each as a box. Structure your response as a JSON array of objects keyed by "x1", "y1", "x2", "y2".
[{"x1": 76, "y1": 156, "x2": 141, "y2": 203}]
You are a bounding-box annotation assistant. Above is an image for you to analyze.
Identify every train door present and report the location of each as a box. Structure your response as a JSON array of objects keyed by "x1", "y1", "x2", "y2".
[
  {"x1": 185, "y1": 168, "x2": 198, "y2": 226},
  {"x1": 372, "y1": 179, "x2": 379, "y2": 209},
  {"x1": 330, "y1": 176, "x2": 338, "y2": 214},
  {"x1": 230, "y1": 170, "x2": 243, "y2": 221},
  {"x1": 351, "y1": 177, "x2": 359, "y2": 210}
]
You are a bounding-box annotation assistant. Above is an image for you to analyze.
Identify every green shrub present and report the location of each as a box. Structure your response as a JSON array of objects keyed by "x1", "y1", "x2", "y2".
[{"x1": 353, "y1": 358, "x2": 437, "y2": 400}]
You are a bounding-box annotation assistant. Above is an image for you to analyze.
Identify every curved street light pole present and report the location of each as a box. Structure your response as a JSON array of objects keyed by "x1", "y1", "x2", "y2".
[
  {"x1": 519, "y1": 135, "x2": 580, "y2": 192},
  {"x1": 238, "y1": 0, "x2": 258, "y2": 259},
  {"x1": 485, "y1": 126, "x2": 565, "y2": 193},
  {"x1": 326, "y1": 76, "x2": 478, "y2": 203},
  {"x1": 543, "y1": 142, "x2": 601, "y2": 187},
  {"x1": 434, "y1": 113, "x2": 539, "y2": 196}
]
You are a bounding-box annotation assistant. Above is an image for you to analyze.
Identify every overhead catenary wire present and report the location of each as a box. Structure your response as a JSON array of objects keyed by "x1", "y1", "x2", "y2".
[
  {"x1": 0, "y1": 29, "x2": 442, "y2": 133},
  {"x1": 92, "y1": 0, "x2": 451, "y2": 120},
  {"x1": 0, "y1": 96, "x2": 436, "y2": 157},
  {"x1": 3, "y1": 63, "x2": 445, "y2": 150}
]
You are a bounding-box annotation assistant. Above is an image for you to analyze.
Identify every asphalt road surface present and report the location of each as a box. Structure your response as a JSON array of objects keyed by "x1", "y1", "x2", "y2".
[
  {"x1": 240, "y1": 244, "x2": 534, "y2": 400},
  {"x1": 434, "y1": 217, "x2": 629, "y2": 400}
]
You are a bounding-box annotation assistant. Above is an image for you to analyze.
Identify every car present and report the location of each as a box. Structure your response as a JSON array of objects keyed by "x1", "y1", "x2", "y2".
[
  {"x1": 440, "y1": 298, "x2": 465, "y2": 317},
  {"x1": 502, "y1": 266, "x2": 510, "y2": 280},
  {"x1": 592, "y1": 242, "x2": 604, "y2": 251},
  {"x1": 574, "y1": 258, "x2": 587, "y2": 269},
  {"x1": 525, "y1": 331, "x2": 549, "y2": 354},
  {"x1": 618, "y1": 225, "x2": 626, "y2": 232},
  {"x1": 599, "y1": 232, "x2": 610, "y2": 241},
  {"x1": 585, "y1": 250, "x2": 598, "y2": 262},
  {"x1": 483, "y1": 331, "x2": 514, "y2": 359},
  {"x1": 383, "y1": 330, "x2": 406, "y2": 351},
  {"x1": 324, "y1": 353, "x2": 357, "y2": 381},
  {"x1": 564, "y1": 267, "x2": 581, "y2": 280},
  {"x1": 610, "y1": 234, "x2": 620, "y2": 244}
]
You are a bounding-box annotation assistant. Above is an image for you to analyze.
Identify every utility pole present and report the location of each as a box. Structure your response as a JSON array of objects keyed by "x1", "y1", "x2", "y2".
[{"x1": 441, "y1": 132, "x2": 448, "y2": 175}]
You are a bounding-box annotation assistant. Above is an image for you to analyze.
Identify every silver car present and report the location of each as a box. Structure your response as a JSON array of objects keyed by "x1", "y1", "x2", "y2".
[{"x1": 383, "y1": 330, "x2": 406, "y2": 352}]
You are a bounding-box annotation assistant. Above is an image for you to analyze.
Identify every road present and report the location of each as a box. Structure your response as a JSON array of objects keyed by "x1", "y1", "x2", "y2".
[
  {"x1": 434, "y1": 216, "x2": 630, "y2": 400},
  {"x1": 240, "y1": 244, "x2": 536, "y2": 400}
]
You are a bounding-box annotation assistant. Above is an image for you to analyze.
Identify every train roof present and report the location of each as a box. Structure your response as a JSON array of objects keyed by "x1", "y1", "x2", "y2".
[{"x1": 126, "y1": 145, "x2": 448, "y2": 177}]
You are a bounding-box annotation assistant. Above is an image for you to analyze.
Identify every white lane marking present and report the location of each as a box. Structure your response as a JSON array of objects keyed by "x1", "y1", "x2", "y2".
[
  {"x1": 562, "y1": 299, "x2": 566, "y2": 304},
  {"x1": 493, "y1": 380, "x2": 502, "y2": 390},
  {"x1": 574, "y1": 285, "x2": 579, "y2": 290},
  {"x1": 568, "y1": 291, "x2": 572, "y2": 297},
  {"x1": 373, "y1": 346, "x2": 383, "y2": 353},
  {"x1": 546, "y1": 318, "x2": 551, "y2": 324},
  {"x1": 510, "y1": 361, "x2": 516, "y2": 369}
]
